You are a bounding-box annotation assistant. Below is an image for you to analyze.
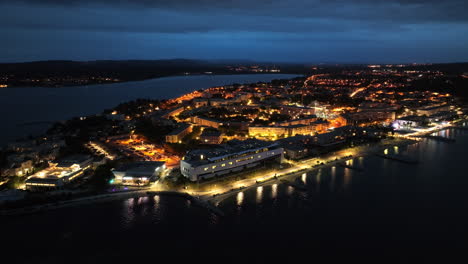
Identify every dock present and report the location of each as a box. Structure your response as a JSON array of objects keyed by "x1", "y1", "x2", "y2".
[
  {"x1": 146, "y1": 191, "x2": 225, "y2": 217},
  {"x1": 374, "y1": 153, "x2": 418, "y2": 164},
  {"x1": 338, "y1": 162, "x2": 364, "y2": 171}
]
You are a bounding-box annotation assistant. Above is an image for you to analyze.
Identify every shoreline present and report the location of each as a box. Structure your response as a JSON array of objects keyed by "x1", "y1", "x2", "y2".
[
  {"x1": 2, "y1": 72, "x2": 304, "y2": 89},
  {"x1": 208, "y1": 137, "x2": 418, "y2": 205},
  {"x1": 0, "y1": 138, "x2": 415, "y2": 216},
  {"x1": 2, "y1": 121, "x2": 465, "y2": 217}
]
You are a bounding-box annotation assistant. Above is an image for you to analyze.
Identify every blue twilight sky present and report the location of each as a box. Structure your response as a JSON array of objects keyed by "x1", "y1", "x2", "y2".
[{"x1": 1, "y1": 0, "x2": 468, "y2": 63}]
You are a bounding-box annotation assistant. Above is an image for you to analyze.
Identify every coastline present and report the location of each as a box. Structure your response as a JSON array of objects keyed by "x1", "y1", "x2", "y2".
[
  {"x1": 0, "y1": 137, "x2": 417, "y2": 217},
  {"x1": 0, "y1": 73, "x2": 302, "y2": 147},
  {"x1": 208, "y1": 137, "x2": 418, "y2": 205},
  {"x1": 3, "y1": 72, "x2": 304, "y2": 89},
  {"x1": 2, "y1": 120, "x2": 464, "y2": 217}
]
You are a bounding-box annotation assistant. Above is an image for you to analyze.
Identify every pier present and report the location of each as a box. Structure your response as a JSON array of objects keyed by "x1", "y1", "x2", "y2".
[
  {"x1": 146, "y1": 191, "x2": 225, "y2": 217},
  {"x1": 374, "y1": 153, "x2": 418, "y2": 164},
  {"x1": 452, "y1": 126, "x2": 468, "y2": 131},
  {"x1": 338, "y1": 162, "x2": 364, "y2": 171}
]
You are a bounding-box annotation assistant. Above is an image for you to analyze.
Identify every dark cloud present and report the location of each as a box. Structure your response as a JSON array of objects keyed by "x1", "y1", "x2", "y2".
[
  {"x1": 1, "y1": 0, "x2": 468, "y2": 24},
  {"x1": 0, "y1": 0, "x2": 467, "y2": 62},
  {"x1": 0, "y1": 0, "x2": 454, "y2": 35}
]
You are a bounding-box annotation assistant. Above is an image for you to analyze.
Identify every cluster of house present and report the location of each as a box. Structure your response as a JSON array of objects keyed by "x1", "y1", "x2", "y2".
[{"x1": 1, "y1": 137, "x2": 65, "y2": 177}]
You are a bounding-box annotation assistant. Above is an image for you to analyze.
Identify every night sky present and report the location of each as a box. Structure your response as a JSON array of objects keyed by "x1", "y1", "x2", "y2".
[{"x1": 1, "y1": 0, "x2": 468, "y2": 63}]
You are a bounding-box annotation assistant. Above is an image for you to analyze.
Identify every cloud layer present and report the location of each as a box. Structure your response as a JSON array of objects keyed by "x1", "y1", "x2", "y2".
[{"x1": 1, "y1": 0, "x2": 467, "y2": 62}]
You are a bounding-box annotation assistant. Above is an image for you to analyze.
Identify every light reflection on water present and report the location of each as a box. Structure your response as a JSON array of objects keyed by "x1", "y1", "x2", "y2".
[
  {"x1": 343, "y1": 168, "x2": 352, "y2": 189},
  {"x1": 315, "y1": 169, "x2": 322, "y2": 192},
  {"x1": 271, "y1": 184, "x2": 278, "y2": 199},
  {"x1": 152, "y1": 195, "x2": 162, "y2": 223},
  {"x1": 5, "y1": 129, "x2": 468, "y2": 261},
  {"x1": 256, "y1": 186, "x2": 263, "y2": 204},
  {"x1": 330, "y1": 166, "x2": 336, "y2": 192},
  {"x1": 122, "y1": 198, "x2": 136, "y2": 228},
  {"x1": 236, "y1": 192, "x2": 244, "y2": 206}
]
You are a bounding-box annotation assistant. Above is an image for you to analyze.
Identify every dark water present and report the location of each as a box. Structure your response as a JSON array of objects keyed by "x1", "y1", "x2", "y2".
[
  {"x1": 0, "y1": 74, "x2": 299, "y2": 146},
  {"x1": 3, "y1": 126, "x2": 468, "y2": 262}
]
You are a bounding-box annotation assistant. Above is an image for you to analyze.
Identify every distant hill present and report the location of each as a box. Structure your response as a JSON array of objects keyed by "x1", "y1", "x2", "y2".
[
  {"x1": 1, "y1": 59, "x2": 467, "y2": 88},
  {"x1": 0, "y1": 59, "x2": 309, "y2": 87}
]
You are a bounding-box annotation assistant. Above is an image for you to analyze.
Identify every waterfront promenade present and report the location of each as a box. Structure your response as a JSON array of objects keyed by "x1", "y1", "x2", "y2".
[{"x1": 5, "y1": 119, "x2": 466, "y2": 217}]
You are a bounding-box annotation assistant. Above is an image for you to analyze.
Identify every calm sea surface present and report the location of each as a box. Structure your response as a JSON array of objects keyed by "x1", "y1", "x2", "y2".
[
  {"x1": 0, "y1": 74, "x2": 300, "y2": 146},
  {"x1": 3, "y1": 125, "x2": 468, "y2": 262}
]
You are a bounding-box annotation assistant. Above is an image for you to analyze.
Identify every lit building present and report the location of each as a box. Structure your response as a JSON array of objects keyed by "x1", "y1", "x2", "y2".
[
  {"x1": 190, "y1": 116, "x2": 223, "y2": 128},
  {"x1": 329, "y1": 115, "x2": 348, "y2": 128},
  {"x1": 165, "y1": 123, "x2": 192, "y2": 143},
  {"x1": 283, "y1": 145, "x2": 308, "y2": 160},
  {"x1": 416, "y1": 104, "x2": 452, "y2": 116},
  {"x1": 2, "y1": 159, "x2": 33, "y2": 177},
  {"x1": 276, "y1": 115, "x2": 317, "y2": 126},
  {"x1": 249, "y1": 120, "x2": 330, "y2": 138},
  {"x1": 180, "y1": 139, "x2": 284, "y2": 181},
  {"x1": 393, "y1": 115, "x2": 426, "y2": 130},
  {"x1": 249, "y1": 126, "x2": 289, "y2": 137},
  {"x1": 279, "y1": 105, "x2": 315, "y2": 117},
  {"x1": 112, "y1": 161, "x2": 166, "y2": 186},
  {"x1": 311, "y1": 131, "x2": 347, "y2": 148},
  {"x1": 342, "y1": 111, "x2": 395, "y2": 126},
  {"x1": 200, "y1": 129, "x2": 223, "y2": 144},
  {"x1": 162, "y1": 107, "x2": 185, "y2": 119},
  {"x1": 25, "y1": 155, "x2": 93, "y2": 190}
]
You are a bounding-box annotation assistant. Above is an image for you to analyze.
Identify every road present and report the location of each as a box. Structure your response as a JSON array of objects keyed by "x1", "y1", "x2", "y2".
[{"x1": 147, "y1": 137, "x2": 413, "y2": 203}]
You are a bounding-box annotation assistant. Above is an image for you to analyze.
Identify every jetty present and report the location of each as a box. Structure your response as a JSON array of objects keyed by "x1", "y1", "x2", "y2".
[
  {"x1": 374, "y1": 153, "x2": 418, "y2": 164},
  {"x1": 338, "y1": 162, "x2": 364, "y2": 171}
]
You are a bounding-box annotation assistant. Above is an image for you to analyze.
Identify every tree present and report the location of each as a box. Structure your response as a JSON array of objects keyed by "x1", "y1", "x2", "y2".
[
  {"x1": 88, "y1": 163, "x2": 114, "y2": 191},
  {"x1": 3, "y1": 177, "x2": 24, "y2": 190}
]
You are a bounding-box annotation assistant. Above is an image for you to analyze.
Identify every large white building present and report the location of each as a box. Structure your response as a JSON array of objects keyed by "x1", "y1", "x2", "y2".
[
  {"x1": 180, "y1": 139, "x2": 284, "y2": 181},
  {"x1": 112, "y1": 161, "x2": 166, "y2": 186},
  {"x1": 25, "y1": 155, "x2": 93, "y2": 190}
]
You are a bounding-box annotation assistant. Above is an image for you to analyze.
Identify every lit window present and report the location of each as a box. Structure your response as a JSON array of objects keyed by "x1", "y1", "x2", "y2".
[
  {"x1": 204, "y1": 168, "x2": 208, "y2": 171},
  {"x1": 221, "y1": 164, "x2": 226, "y2": 167},
  {"x1": 229, "y1": 162, "x2": 233, "y2": 165},
  {"x1": 212, "y1": 165, "x2": 217, "y2": 169}
]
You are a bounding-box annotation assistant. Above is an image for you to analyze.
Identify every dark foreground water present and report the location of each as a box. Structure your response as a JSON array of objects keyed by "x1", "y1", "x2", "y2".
[
  {"x1": 0, "y1": 74, "x2": 299, "y2": 146},
  {"x1": 3, "y1": 126, "x2": 468, "y2": 262}
]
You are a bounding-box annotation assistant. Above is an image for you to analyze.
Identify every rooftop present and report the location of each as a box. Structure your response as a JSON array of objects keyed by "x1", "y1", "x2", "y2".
[
  {"x1": 200, "y1": 130, "x2": 222, "y2": 137},
  {"x1": 183, "y1": 139, "x2": 278, "y2": 165},
  {"x1": 114, "y1": 161, "x2": 165, "y2": 176},
  {"x1": 55, "y1": 154, "x2": 92, "y2": 167},
  {"x1": 167, "y1": 123, "x2": 191, "y2": 136}
]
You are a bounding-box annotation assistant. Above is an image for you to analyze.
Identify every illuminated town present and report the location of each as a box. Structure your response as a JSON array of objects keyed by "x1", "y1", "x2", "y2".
[
  {"x1": 4, "y1": 0, "x2": 468, "y2": 260},
  {"x1": 1, "y1": 64, "x2": 467, "y2": 213}
]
